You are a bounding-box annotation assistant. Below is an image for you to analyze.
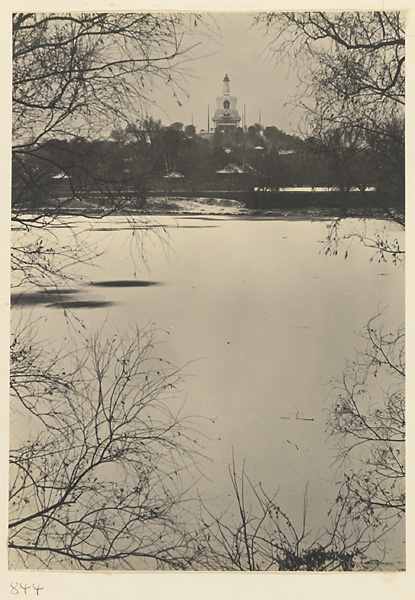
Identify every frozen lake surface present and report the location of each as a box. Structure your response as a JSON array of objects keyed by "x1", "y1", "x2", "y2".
[{"x1": 11, "y1": 215, "x2": 405, "y2": 568}]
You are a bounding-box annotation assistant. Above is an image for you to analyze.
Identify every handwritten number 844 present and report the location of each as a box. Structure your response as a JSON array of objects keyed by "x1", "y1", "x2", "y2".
[{"x1": 10, "y1": 583, "x2": 44, "y2": 595}]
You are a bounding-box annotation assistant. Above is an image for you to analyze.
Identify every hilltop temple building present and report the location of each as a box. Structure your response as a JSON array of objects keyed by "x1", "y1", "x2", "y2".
[{"x1": 212, "y1": 74, "x2": 241, "y2": 132}]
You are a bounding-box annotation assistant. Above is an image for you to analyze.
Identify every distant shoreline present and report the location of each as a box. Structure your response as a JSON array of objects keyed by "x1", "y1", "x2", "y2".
[{"x1": 12, "y1": 194, "x2": 405, "y2": 224}]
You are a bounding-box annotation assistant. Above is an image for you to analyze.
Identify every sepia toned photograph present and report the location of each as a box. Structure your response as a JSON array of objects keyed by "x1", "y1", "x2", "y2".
[{"x1": 10, "y1": 9, "x2": 405, "y2": 574}]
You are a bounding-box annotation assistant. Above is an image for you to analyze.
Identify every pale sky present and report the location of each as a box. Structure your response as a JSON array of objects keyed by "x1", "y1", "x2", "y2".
[{"x1": 147, "y1": 13, "x2": 302, "y2": 135}]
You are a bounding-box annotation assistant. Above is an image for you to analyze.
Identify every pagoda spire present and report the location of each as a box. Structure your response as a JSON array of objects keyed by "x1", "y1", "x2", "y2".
[{"x1": 223, "y1": 74, "x2": 230, "y2": 96}]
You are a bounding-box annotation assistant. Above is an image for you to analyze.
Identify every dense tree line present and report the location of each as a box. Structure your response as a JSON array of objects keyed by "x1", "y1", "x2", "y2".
[{"x1": 13, "y1": 119, "x2": 385, "y2": 214}]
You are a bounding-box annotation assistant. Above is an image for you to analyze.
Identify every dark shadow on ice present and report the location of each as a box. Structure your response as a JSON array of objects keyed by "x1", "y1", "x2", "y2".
[
  {"x1": 46, "y1": 300, "x2": 116, "y2": 309},
  {"x1": 91, "y1": 224, "x2": 169, "y2": 231},
  {"x1": 172, "y1": 224, "x2": 218, "y2": 228},
  {"x1": 88, "y1": 280, "x2": 163, "y2": 288},
  {"x1": 11, "y1": 288, "x2": 80, "y2": 306}
]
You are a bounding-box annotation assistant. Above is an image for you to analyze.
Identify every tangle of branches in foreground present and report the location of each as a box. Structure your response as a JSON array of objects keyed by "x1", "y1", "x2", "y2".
[{"x1": 9, "y1": 324, "x2": 204, "y2": 570}]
